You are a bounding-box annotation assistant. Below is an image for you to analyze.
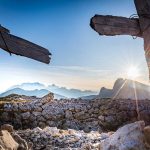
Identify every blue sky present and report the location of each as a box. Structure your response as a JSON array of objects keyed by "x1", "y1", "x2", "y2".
[{"x1": 0, "y1": 0, "x2": 149, "y2": 92}]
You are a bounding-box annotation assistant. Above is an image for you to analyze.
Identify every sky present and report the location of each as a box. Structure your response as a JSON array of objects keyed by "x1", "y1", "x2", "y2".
[{"x1": 0, "y1": 0, "x2": 149, "y2": 92}]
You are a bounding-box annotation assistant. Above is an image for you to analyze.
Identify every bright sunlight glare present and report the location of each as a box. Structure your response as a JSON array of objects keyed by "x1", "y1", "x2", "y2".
[{"x1": 127, "y1": 65, "x2": 140, "y2": 79}]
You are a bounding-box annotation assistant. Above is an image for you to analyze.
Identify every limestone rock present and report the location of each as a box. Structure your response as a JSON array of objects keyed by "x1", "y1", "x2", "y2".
[
  {"x1": 65, "y1": 110, "x2": 73, "y2": 119},
  {"x1": 3, "y1": 103, "x2": 12, "y2": 111},
  {"x1": 16, "y1": 126, "x2": 102, "y2": 149},
  {"x1": 47, "y1": 121, "x2": 57, "y2": 127},
  {"x1": 98, "y1": 115, "x2": 105, "y2": 121},
  {"x1": 43, "y1": 127, "x2": 60, "y2": 136},
  {"x1": 32, "y1": 111, "x2": 41, "y2": 117},
  {"x1": 1, "y1": 124, "x2": 14, "y2": 133},
  {"x1": 19, "y1": 103, "x2": 31, "y2": 112},
  {"x1": 12, "y1": 103, "x2": 19, "y2": 111},
  {"x1": 144, "y1": 126, "x2": 150, "y2": 147},
  {"x1": 33, "y1": 106, "x2": 42, "y2": 112},
  {"x1": 41, "y1": 92, "x2": 54, "y2": 104},
  {"x1": 1, "y1": 112, "x2": 10, "y2": 121},
  {"x1": 0, "y1": 130, "x2": 19, "y2": 150},
  {"x1": 38, "y1": 122, "x2": 46, "y2": 129},
  {"x1": 1, "y1": 95, "x2": 150, "y2": 132},
  {"x1": 42, "y1": 106, "x2": 64, "y2": 120},
  {"x1": 100, "y1": 121, "x2": 147, "y2": 150},
  {"x1": 21, "y1": 112, "x2": 30, "y2": 120},
  {"x1": 63, "y1": 120, "x2": 80, "y2": 130},
  {"x1": 12, "y1": 133, "x2": 29, "y2": 150},
  {"x1": 105, "y1": 115, "x2": 115, "y2": 123}
]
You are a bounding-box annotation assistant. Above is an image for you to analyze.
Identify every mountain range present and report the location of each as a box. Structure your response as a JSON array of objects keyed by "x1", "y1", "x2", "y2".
[
  {"x1": 81, "y1": 78, "x2": 150, "y2": 100},
  {"x1": 1, "y1": 79, "x2": 150, "y2": 100},
  {"x1": 0, "y1": 83, "x2": 97, "y2": 99}
]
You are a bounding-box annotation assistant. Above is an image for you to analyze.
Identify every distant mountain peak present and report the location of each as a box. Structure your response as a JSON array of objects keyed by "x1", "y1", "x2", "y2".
[
  {"x1": 99, "y1": 78, "x2": 150, "y2": 100},
  {"x1": 0, "y1": 82, "x2": 97, "y2": 99}
]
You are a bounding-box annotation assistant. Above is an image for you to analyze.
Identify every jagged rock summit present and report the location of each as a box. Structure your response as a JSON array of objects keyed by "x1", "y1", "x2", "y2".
[{"x1": 99, "y1": 78, "x2": 150, "y2": 100}]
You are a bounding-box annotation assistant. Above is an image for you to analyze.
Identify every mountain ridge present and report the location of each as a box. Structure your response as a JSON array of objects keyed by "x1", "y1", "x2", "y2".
[
  {"x1": 0, "y1": 83, "x2": 97, "y2": 99},
  {"x1": 2, "y1": 79, "x2": 149, "y2": 100},
  {"x1": 99, "y1": 78, "x2": 150, "y2": 100}
]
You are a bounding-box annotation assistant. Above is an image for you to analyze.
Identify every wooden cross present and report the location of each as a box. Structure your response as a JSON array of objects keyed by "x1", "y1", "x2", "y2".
[
  {"x1": 0, "y1": 25, "x2": 51, "y2": 64},
  {"x1": 90, "y1": 0, "x2": 150, "y2": 79}
]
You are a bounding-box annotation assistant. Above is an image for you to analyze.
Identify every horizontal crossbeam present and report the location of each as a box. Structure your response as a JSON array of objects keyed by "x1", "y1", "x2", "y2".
[
  {"x1": 0, "y1": 25, "x2": 51, "y2": 64},
  {"x1": 90, "y1": 15, "x2": 142, "y2": 37}
]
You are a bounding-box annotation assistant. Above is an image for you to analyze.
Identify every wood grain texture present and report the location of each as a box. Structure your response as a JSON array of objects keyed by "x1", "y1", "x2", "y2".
[
  {"x1": 90, "y1": 15, "x2": 142, "y2": 37},
  {"x1": 134, "y1": 0, "x2": 150, "y2": 17},
  {"x1": 0, "y1": 25, "x2": 9, "y2": 33},
  {"x1": 134, "y1": 0, "x2": 150, "y2": 52},
  {"x1": 0, "y1": 27, "x2": 51, "y2": 64},
  {"x1": 134, "y1": 0, "x2": 150, "y2": 78}
]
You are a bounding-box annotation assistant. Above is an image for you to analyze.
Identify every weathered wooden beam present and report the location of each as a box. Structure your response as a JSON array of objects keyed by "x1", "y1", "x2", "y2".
[
  {"x1": 134, "y1": 0, "x2": 150, "y2": 78},
  {"x1": 134, "y1": 0, "x2": 150, "y2": 51},
  {"x1": 90, "y1": 15, "x2": 142, "y2": 37},
  {"x1": 0, "y1": 25, "x2": 51, "y2": 64},
  {"x1": 0, "y1": 25, "x2": 9, "y2": 33},
  {"x1": 134, "y1": 0, "x2": 150, "y2": 17}
]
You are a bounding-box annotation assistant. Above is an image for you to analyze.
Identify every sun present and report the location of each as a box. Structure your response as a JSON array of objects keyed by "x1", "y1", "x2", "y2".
[{"x1": 127, "y1": 65, "x2": 140, "y2": 79}]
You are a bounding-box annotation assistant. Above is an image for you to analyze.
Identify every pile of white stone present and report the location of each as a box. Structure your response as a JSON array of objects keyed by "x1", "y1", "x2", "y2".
[
  {"x1": 16, "y1": 121, "x2": 150, "y2": 150},
  {"x1": 17, "y1": 126, "x2": 106, "y2": 149}
]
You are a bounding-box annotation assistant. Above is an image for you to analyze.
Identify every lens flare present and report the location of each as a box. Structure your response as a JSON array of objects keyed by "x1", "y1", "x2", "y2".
[{"x1": 127, "y1": 65, "x2": 139, "y2": 79}]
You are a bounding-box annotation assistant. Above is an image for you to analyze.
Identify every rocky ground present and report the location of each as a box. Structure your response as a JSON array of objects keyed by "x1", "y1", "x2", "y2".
[
  {"x1": 0, "y1": 121, "x2": 150, "y2": 150},
  {"x1": 1, "y1": 93, "x2": 150, "y2": 131},
  {"x1": 0, "y1": 93, "x2": 150, "y2": 149}
]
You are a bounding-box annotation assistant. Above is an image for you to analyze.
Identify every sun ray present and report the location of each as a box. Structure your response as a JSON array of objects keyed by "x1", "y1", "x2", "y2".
[
  {"x1": 132, "y1": 80, "x2": 141, "y2": 121},
  {"x1": 127, "y1": 65, "x2": 140, "y2": 80},
  {"x1": 112, "y1": 79, "x2": 127, "y2": 100}
]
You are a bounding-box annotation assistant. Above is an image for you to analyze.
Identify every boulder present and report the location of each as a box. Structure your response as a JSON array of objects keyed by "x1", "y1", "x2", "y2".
[
  {"x1": 1, "y1": 112, "x2": 10, "y2": 121},
  {"x1": 43, "y1": 127, "x2": 60, "y2": 136},
  {"x1": 100, "y1": 121, "x2": 147, "y2": 150},
  {"x1": 38, "y1": 122, "x2": 46, "y2": 129},
  {"x1": 0, "y1": 124, "x2": 30, "y2": 150},
  {"x1": 1, "y1": 124, "x2": 14, "y2": 133},
  {"x1": 42, "y1": 106, "x2": 64, "y2": 120},
  {"x1": 12, "y1": 133, "x2": 29, "y2": 150},
  {"x1": 0, "y1": 130, "x2": 19, "y2": 150},
  {"x1": 65, "y1": 110, "x2": 73, "y2": 119},
  {"x1": 32, "y1": 111, "x2": 41, "y2": 117},
  {"x1": 21, "y1": 112, "x2": 31, "y2": 120},
  {"x1": 41, "y1": 92, "x2": 54, "y2": 104},
  {"x1": 144, "y1": 126, "x2": 150, "y2": 148},
  {"x1": 19, "y1": 103, "x2": 31, "y2": 112},
  {"x1": 33, "y1": 106, "x2": 42, "y2": 112},
  {"x1": 3, "y1": 103, "x2": 13, "y2": 111},
  {"x1": 98, "y1": 115, "x2": 105, "y2": 121},
  {"x1": 47, "y1": 121, "x2": 57, "y2": 127}
]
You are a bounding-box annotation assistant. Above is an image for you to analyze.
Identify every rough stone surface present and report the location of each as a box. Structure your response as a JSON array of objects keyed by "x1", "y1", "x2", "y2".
[
  {"x1": 0, "y1": 124, "x2": 30, "y2": 150},
  {"x1": 144, "y1": 126, "x2": 150, "y2": 148},
  {"x1": 17, "y1": 125, "x2": 105, "y2": 150},
  {"x1": 0, "y1": 93, "x2": 150, "y2": 131},
  {"x1": 1, "y1": 124, "x2": 14, "y2": 133},
  {"x1": 0, "y1": 93, "x2": 150, "y2": 149},
  {"x1": 16, "y1": 121, "x2": 149, "y2": 150},
  {"x1": 0, "y1": 130, "x2": 19, "y2": 150},
  {"x1": 100, "y1": 121, "x2": 148, "y2": 150}
]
